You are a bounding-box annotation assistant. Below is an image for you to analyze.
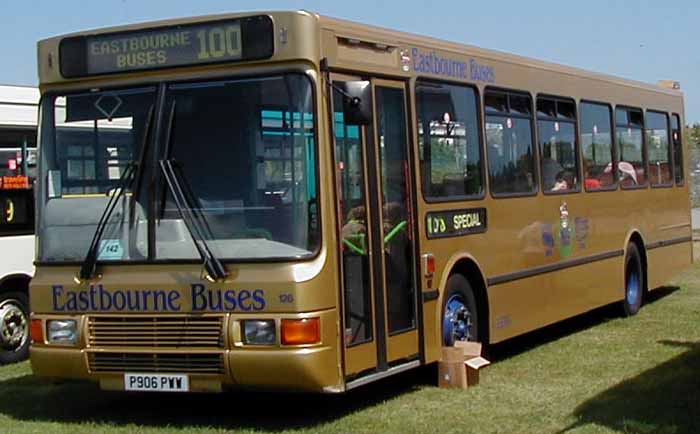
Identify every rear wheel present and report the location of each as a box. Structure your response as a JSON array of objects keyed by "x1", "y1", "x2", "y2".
[
  {"x1": 442, "y1": 274, "x2": 479, "y2": 346},
  {"x1": 622, "y1": 243, "x2": 644, "y2": 317},
  {"x1": 0, "y1": 292, "x2": 30, "y2": 364}
]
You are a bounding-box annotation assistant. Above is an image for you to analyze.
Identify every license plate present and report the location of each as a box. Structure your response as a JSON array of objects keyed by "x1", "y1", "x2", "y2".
[{"x1": 124, "y1": 373, "x2": 189, "y2": 392}]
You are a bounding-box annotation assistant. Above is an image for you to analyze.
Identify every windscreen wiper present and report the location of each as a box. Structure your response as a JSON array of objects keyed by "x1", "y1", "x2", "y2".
[
  {"x1": 129, "y1": 105, "x2": 155, "y2": 224},
  {"x1": 158, "y1": 101, "x2": 227, "y2": 281},
  {"x1": 159, "y1": 159, "x2": 228, "y2": 280},
  {"x1": 79, "y1": 162, "x2": 136, "y2": 280},
  {"x1": 79, "y1": 106, "x2": 154, "y2": 280}
]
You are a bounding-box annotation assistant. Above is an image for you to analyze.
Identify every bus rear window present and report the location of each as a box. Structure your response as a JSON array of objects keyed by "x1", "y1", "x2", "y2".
[{"x1": 671, "y1": 114, "x2": 684, "y2": 185}]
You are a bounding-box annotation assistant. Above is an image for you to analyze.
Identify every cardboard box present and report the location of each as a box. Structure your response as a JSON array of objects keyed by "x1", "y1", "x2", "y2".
[
  {"x1": 438, "y1": 342, "x2": 491, "y2": 389},
  {"x1": 438, "y1": 347, "x2": 468, "y2": 389},
  {"x1": 465, "y1": 356, "x2": 490, "y2": 386},
  {"x1": 455, "y1": 341, "x2": 490, "y2": 386}
]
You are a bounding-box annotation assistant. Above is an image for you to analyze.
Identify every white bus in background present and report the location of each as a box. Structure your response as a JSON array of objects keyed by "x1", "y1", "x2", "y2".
[{"x1": 0, "y1": 85, "x2": 38, "y2": 364}]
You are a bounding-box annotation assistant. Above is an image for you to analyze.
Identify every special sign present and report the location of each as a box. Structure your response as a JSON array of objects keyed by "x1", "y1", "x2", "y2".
[
  {"x1": 59, "y1": 15, "x2": 274, "y2": 78},
  {"x1": 426, "y1": 208, "x2": 487, "y2": 239}
]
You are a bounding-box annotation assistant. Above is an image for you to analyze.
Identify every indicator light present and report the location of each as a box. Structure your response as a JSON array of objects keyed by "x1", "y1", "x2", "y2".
[
  {"x1": 30, "y1": 319, "x2": 44, "y2": 344},
  {"x1": 423, "y1": 253, "x2": 435, "y2": 277},
  {"x1": 281, "y1": 318, "x2": 320, "y2": 345}
]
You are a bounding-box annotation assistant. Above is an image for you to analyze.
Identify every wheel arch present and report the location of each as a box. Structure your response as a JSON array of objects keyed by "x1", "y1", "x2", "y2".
[
  {"x1": 623, "y1": 229, "x2": 648, "y2": 293},
  {"x1": 437, "y1": 253, "x2": 490, "y2": 344},
  {"x1": 0, "y1": 273, "x2": 32, "y2": 295}
]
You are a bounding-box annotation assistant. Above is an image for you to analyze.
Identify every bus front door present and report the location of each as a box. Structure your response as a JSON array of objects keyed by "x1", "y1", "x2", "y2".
[{"x1": 331, "y1": 76, "x2": 419, "y2": 384}]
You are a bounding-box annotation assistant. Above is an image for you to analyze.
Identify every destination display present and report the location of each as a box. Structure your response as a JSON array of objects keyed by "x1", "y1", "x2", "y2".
[
  {"x1": 59, "y1": 15, "x2": 274, "y2": 78},
  {"x1": 0, "y1": 175, "x2": 30, "y2": 190},
  {"x1": 426, "y1": 208, "x2": 487, "y2": 239}
]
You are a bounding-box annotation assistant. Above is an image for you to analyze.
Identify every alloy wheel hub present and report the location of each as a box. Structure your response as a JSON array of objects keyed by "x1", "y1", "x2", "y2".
[
  {"x1": 0, "y1": 301, "x2": 28, "y2": 351},
  {"x1": 444, "y1": 297, "x2": 473, "y2": 345}
]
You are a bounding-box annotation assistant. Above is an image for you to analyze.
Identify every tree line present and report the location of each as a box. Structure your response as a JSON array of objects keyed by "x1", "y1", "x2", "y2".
[{"x1": 688, "y1": 123, "x2": 700, "y2": 150}]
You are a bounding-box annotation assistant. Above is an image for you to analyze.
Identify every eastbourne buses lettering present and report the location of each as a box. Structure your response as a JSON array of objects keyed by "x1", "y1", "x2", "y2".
[
  {"x1": 426, "y1": 208, "x2": 487, "y2": 239},
  {"x1": 51, "y1": 284, "x2": 267, "y2": 312},
  {"x1": 59, "y1": 15, "x2": 274, "y2": 77},
  {"x1": 411, "y1": 47, "x2": 495, "y2": 83}
]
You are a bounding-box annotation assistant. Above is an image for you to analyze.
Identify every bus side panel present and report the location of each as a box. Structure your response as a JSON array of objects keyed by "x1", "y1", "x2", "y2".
[
  {"x1": 646, "y1": 242, "x2": 692, "y2": 292},
  {"x1": 488, "y1": 256, "x2": 623, "y2": 343}
]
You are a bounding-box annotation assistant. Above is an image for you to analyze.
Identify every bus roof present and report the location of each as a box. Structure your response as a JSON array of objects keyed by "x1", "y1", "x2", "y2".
[
  {"x1": 0, "y1": 85, "x2": 39, "y2": 106},
  {"x1": 36, "y1": 10, "x2": 681, "y2": 97},
  {"x1": 0, "y1": 85, "x2": 39, "y2": 127},
  {"x1": 317, "y1": 14, "x2": 681, "y2": 97}
]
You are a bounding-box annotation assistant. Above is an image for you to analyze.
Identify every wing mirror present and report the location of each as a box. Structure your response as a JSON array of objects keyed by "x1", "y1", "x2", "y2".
[{"x1": 337, "y1": 81, "x2": 371, "y2": 126}]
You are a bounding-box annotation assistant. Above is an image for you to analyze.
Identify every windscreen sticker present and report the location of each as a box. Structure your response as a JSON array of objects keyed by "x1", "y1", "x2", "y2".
[{"x1": 97, "y1": 239, "x2": 124, "y2": 260}]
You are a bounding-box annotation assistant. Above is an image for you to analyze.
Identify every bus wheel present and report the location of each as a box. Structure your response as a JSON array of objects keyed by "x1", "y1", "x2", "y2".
[
  {"x1": 0, "y1": 292, "x2": 30, "y2": 364},
  {"x1": 622, "y1": 243, "x2": 644, "y2": 317},
  {"x1": 442, "y1": 274, "x2": 479, "y2": 346}
]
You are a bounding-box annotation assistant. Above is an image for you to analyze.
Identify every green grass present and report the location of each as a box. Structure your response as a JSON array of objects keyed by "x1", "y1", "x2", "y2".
[{"x1": 2, "y1": 268, "x2": 700, "y2": 434}]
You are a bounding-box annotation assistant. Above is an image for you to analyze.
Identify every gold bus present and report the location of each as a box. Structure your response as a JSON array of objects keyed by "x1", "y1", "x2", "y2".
[{"x1": 30, "y1": 11, "x2": 691, "y2": 393}]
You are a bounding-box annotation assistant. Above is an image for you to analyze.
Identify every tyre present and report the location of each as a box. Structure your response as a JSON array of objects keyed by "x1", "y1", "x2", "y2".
[
  {"x1": 441, "y1": 274, "x2": 479, "y2": 346},
  {"x1": 621, "y1": 243, "x2": 644, "y2": 317},
  {"x1": 0, "y1": 291, "x2": 30, "y2": 364}
]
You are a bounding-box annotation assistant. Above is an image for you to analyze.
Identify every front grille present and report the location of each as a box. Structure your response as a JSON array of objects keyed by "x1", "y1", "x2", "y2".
[
  {"x1": 88, "y1": 352, "x2": 225, "y2": 374},
  {"x1": 87, "y1": 316, "x2": 225, "y2": 348}
]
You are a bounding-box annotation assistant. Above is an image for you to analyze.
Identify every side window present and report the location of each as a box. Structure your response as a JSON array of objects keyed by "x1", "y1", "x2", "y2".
[
  {"x1": 615, "y1": 107, "x2": 647, "y2": 187},
  {"x1": 536, "y1": 97, "x2": 579, "y2": 192},
  {"x1": 672, "y1": 114, "x2": 684, "y2": 185},
  {"x1": 645, "y1": 111, "x2": 672, "y2": 186},
  {"x1": 580, "y1": 102, "x2": 615, "y2": 190},
  {"x1": 485, "y1": 90, "x2": 537, "y2": 195},
  {"x1": 415, "y1": 80, "x2": 483, "y2": 199},
  {"x1": 0, "y1": 127, "x2": 37, "y2": 178}
]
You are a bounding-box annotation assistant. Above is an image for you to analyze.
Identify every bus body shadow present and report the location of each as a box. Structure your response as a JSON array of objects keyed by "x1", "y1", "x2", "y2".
[{"x1": 0, "y1": 364, "x2": 436, "y2": 430}]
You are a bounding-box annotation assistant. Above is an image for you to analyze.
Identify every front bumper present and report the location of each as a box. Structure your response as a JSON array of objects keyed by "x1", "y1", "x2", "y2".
[{"x1": 30, "y1": 309, "x2": 342, "y2": 393}]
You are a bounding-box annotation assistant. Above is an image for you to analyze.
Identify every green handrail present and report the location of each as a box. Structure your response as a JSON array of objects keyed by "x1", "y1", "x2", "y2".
[
  {"x1": 343, "y1": 238, "x2": 366, "y2": 255},
  {"x1": 383, "y1": 220, "x2": 407, "y2": 244}
]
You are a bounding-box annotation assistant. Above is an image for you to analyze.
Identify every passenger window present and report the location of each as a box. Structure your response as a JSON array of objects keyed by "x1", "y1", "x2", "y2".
[
  {"x1": 537, "y1": 97, "x2": 579, "y2": 192},
  {"x1": 415, "y1": 80, "x2": 483, "y2": 199},
  {"x1": 580, "y1": 102, "x2": 615, "y2": 190},
  {"x1": 615, "y1": 107, "x2": 647, "y2": 187},
  {"x1": 646, "y1": 111, "x2": 672, "y2": 186},
  {"x1": 485, "y1": 89, "x2": 537, "y2": 195},
  {"x1": 485, "y1": 91, "x2": 507, "y2": 114},
  {"x1": 672, "y1": 114, "x2": 684, "y2": 185}
]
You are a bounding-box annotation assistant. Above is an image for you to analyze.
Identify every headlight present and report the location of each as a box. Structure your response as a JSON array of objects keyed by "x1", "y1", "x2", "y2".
[
  {"x1": 242, "y1": 319, "x2": 276, "y2": 345},
  {"x1": 47, "y1": 319, "x2": 78, "y2": 345}
]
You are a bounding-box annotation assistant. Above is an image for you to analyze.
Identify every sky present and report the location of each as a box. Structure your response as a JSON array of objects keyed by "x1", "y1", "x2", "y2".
[{"x1": 2, "y1": 0, "x2": 699, "y2": 123}]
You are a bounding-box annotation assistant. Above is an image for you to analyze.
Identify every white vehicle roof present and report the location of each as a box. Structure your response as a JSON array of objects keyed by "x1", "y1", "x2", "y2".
[{"x1": 0, "y1": 85, "x2": 39, "y2": 128}]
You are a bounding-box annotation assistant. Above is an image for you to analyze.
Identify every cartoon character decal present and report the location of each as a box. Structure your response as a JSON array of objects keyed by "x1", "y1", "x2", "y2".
[{"x1": 541, "y1": 202, "x2": 589, "y2": 259}]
